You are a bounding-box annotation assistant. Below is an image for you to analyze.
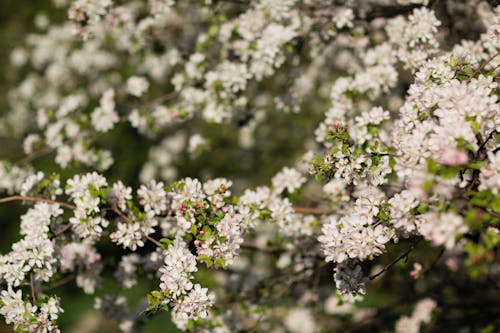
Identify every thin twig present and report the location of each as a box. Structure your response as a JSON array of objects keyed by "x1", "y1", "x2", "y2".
[
  {"x1": 369, "y1": 240, "x2": 420, "y2": 280},
  {"x1": 15, "y1": 147, "x2": 54, "y2": 165},
  {"x1": 53, "y1": 223, "x2": 73, "y2": 237},
  {"x1": 293, "y1": 206, "x2": 336, "y2": 215},
  {"x1": 43, "y1": 274, "x2": 76, "y2": 291},
  {"x1": 112, "y1": 206, "x2": 163, "y2": 247},
  {"x1": 466, "y1": 50, "x2": 500, "y2": 83},
  {"x1": 30, "y1": 273, "x2": 36, "y2": 301},
  {"x1": 0, "y1": 196, "x2": 76, "y2": 237},
  {"x1": 0, "y1": 195, "x2": 76, "y2": 210},
  {"x1": 136, "y1": 91, "x2": 178, "y2": 110},
  {"x1": 487, "y1": 209, "x2": 500, "y2": 219},
  {"x1": 423, "y1": 248, "x2": 445, "y2": 275},
  {"x1": 476, "y1": 131, "x2": 496, "y2": 159},
  {"x1": 146, "y1": 235, "x2": 163, "y2": 247},
  {"x1": 240, "y1": 243, "x2": 286, "y2": 254},
  {"x1": 112, "y1": 206, "x2": 132, "y2": 223}
]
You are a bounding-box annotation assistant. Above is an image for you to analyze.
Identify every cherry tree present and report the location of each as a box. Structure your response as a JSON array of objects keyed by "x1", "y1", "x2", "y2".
[{"x1": 0, "y1": 0, "x2": 499, "y2": 332}]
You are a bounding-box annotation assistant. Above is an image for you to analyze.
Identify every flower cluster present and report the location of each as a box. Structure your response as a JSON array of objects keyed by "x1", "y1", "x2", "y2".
[
  {"x1": 318, "y1": 214, "x2": 392, "y2": 264},
  {"x1": 0, "y1": 289, "x2": 62, "y2": 333},
  {"x1": 158, "y1": 240, "x2": 214, "y2": 329},
  {"x1": 0, "y1": 203, "x2": 62, "y2": 287},
  {"x1": 167, "y1": 177, "x2": 243, "y2": 268},
  {"x1": 68, "y1": 0, "x2": 112, "y2": 39},
  {"x1": 66, "y1": 172, "x2": 109, "y2": 239},
  {"x1": 0, "y1": 203, "x2": 64, "y2": 332}
]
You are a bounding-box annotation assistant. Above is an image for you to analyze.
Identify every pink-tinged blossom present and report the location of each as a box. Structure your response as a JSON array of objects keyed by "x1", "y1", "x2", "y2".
[{"x1": 417, "y1": 212, "x2": 468, "y2": 249}]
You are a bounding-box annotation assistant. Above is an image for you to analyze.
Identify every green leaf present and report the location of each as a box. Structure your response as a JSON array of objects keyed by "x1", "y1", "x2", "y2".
[
  {"x1": 426, "y1": 158, "x2": 438, "y2": 173},
  {"x1": 159, "y1": 238, "x2": 172, "y2": 245},
  {"x1": 208, "y1": 25, "x2": 218, "y2": 36},
  {"x1": 491, "y1": 198, "x2": 500, "y2": 214},
  {"x1": 376, "y1": 209, "x2": 389, "y2": 222},
  {"x1": 389, "y1": 157, "x2": 396, "y2": 170},
  {"x1": 198, "y1": 254, "x2": 210, "y2": 262},
  {"x1": 470, "y1": 197, "x2": 487, "y2": 208},
  {"x1": 416, "y1": 203, "x2": 429, "y2": 214},
  {"x1": 315, "y1": 173, "x2": 323, "y2": 182},
  {"x1": 215, "y1": 258, "x2": 225, "y2": 268},
  {"x1": 480, "y1": 325, "x2": 495, "y2": 333},
  {"x1": 147, "y1": 293, "x2": 160, "y2": 308},
  {"x1": 468, "y1": 161, "x2": 487, "y2": 170},
  {"x1": 440, "y1": 167, "x2": 457, "y2": 179}
]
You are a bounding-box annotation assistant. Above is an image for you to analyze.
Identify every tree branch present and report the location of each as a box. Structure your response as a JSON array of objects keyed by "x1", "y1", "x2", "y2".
[
  {"x1": 293, "y1": 206, "x2": 335, "y2": 215},
  {"x1": 15, "y1": 147, "x2": 54, "y2": 165},
  {"x1": 0, "y1": 195, "x2": 76, "y2": 210},
  {"x1": 112, "y1": 206, "x2": 163, "y2": 247},
  {"x1": 423, "y1": 248, "x2": 445, "y2": 275},
  {"x1": 30, "y1": 272, "x2": 36, "y2": 301},
  {"x1": 240, "y1": 243, "x2": 286, "y2": 254},
  {"x1": 369, "y1": 240, "x2": 420, "y2": 280},
  {"x1": 43, "y1": 274, "x2": 76, "y2": 291},
  {"x1": 467, "y1": 50, "x2": 500, "y2": 83}
]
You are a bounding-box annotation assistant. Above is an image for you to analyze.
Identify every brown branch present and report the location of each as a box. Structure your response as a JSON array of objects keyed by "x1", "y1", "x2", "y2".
[
  {"x1": 112, "y1": 206, "x2": 163, "y2": 247},
  {"x1": 136, "y1": 91, "x2": 178, "y2": 110},
  {"x1": 1, "y1": 194, "x2": 166, "y2": 249},
  {"x1": 0, "y1": 195, "x2": 76, "y2": 210},
  {"x1": 0, "y1": 196, "x2": 77, "y2": 237},
  {"x1": 363, "y1": 3, "x2": 422, "y2": 21},
  {"x1": 53, "y1": 223, "x2": 73, "y2": 237},
  {"x1": 477, "y1": 131, "x2": 496, "y2": 158},
  {"x1": 293, "y1": 206, "x2": 336, "y2": 215},
  {"x1": 487, "y1": 209, "x2": 500, "y2": 219},
  {"x1": 215, "y1": 0, "x2": 248, "y2": 5},
  {"x1": 369, "y1": 240, "x2": 420, "y2": 280},
  {"x1": 423, "y1": 248, "x2": 445, "y2": 275},
  {"x1": 43, "y1": 274, "x2": 76, "y2": 291},
  {"x1": 466, "y1": 50, "x2": 500, "y2": 83},
  {"x1": 111, "y1": 206, "x2": 132, "y2": 223},
  {"x1": 15, "y1": 147, "x2": 54, "y2": 165},
  {"x1": 240, "y1": 243, "x2": 286, "y2": 254},
  {"x1": 146, "y1": 235, "x2": 163, "y2": 247},
  {"x1": 30, "y1": 273, "x2": 36, "y2": 301}
]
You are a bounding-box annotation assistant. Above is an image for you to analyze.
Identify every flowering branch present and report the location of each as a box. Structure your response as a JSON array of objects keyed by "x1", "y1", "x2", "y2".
[{"x1": 0, "y1": 1, "x2": 499, "y2": 332}]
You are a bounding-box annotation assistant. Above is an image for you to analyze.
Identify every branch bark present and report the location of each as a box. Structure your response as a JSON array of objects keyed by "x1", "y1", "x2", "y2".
[
  {"x1": 369, "y1": 240, "x2": 420, "y2": 280},
  {"x1": 0, "y1": 195, "x2": 76, "y2": 210},
  {"x1": 293, "y1": 206, "x2": 335, "y2": 215}
]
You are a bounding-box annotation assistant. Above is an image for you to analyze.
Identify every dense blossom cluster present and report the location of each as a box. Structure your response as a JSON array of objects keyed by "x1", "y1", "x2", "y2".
[
  {"x1": 1, "y1": 203, "x2": 62, "y2": 287},
  {"x1": 0, "y1": 289, "x2": 62, "y2": 333},
  {"x1": 0, "y1": 0, "x2": 499, "y2": 332}
]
